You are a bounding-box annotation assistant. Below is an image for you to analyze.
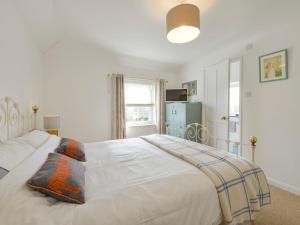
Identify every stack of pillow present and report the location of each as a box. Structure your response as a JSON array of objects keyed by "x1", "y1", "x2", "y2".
[
  {"x1": 27, "y1": 138, "x2": 86, "y2": 204},
  {"x1": 0, "y1": 130, "x2": 51, "y2": 180}
]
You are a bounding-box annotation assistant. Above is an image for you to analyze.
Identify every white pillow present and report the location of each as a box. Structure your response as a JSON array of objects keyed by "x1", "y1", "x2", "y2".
[
  {"x1": 18, "y1": 130, "x2": 50, "y2": 149},
  {"x1": 0, "y1": 140, "x2": 36, "y2": 171}
]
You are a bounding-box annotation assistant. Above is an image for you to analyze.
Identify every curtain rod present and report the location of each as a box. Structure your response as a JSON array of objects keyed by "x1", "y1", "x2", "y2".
[{"x1": 107, "y1": 74, "x2": 168, "y2": 83}]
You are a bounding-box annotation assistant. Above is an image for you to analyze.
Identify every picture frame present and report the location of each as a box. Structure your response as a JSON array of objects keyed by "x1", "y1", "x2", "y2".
[
  {"x1": 182, "y1": 80, "x2": 197, "y2": 97},
  {"x1": 259, "y1": 49, "x2": 288, "y2": 83}
]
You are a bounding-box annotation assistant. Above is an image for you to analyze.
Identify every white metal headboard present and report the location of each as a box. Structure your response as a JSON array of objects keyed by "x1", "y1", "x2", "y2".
[
  {"x1": 0, "y1": 97, "x2": 34, "y2": 142},
  {"x1": 166, "y1": 123, "x2": 210, "y2": 144}
]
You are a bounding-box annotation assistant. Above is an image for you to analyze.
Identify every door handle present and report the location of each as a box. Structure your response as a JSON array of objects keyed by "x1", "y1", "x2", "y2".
[{"x1": 221, "y1": 116, "x2": 228, "y2": 121}]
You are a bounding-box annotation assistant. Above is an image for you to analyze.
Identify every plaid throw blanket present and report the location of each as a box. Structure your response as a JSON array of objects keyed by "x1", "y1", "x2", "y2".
[{"x1": 141, "y1": 134, "x2": 271, "y2": 225}]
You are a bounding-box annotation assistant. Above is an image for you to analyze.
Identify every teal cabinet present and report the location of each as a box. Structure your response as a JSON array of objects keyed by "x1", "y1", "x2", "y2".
[{"x1": 165, "y1": 102, "x2": 202, "y2": 140}]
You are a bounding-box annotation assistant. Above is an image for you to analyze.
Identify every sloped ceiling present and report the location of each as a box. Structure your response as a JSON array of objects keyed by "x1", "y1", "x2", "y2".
[
  {"x1": 13, "y1": 0, "x2": 300, "y2": 66},
  {"x1": 13, "y1": 0, "x2": 58, "y2": 52}
]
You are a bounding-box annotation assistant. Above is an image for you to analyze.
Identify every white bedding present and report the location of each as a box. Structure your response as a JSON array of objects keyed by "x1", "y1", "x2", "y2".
[
  {"x1": 0, "y1": 136, "x2": 222, "y2": 225},
  {"x1": 0, "y1": 139, "x2": 36, "y2": 171},
  {"x1": 18, "y1": 130, "x2": 50, "y2": 149},
  {"x1": 0, "y1": 130, "x2": 50, "y2": 172}
]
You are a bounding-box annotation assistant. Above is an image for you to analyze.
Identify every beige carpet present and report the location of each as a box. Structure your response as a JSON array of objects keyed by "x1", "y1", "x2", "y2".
[{"x1": 253, "y1": 186, "x2": 300, "y2": 225}]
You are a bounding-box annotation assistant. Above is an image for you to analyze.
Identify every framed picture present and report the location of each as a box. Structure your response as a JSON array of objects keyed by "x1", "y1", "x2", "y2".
[
  {"x1": 259, "y1": 49, "x2": 288, "y2": 83},
  {"x1": 182, "y1": 80, "x2": 197, "y2": 97}
]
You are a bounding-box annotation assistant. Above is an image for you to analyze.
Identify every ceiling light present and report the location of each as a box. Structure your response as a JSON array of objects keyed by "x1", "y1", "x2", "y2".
[{"x1": 166, "y1": 4, "x2": 200, "y2": 44}]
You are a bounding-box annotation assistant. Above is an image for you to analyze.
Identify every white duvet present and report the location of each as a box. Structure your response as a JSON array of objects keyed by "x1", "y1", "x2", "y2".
[{"x1": 0, "y1": 136, "x2": 222, "y2": 225}]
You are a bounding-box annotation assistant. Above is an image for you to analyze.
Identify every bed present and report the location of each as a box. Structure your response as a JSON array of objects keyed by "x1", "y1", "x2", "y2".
[{"x1": 0, "y1": 97, "x2": 270, "y2": 225}]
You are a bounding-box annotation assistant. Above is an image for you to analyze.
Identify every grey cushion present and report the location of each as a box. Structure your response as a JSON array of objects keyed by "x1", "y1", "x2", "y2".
[
  {"x1": 27, "y1": 153, "x2": 85, "y2": 204},
  {"x1": 56, "y1": 138, "x2": 86, "y2": 162}
]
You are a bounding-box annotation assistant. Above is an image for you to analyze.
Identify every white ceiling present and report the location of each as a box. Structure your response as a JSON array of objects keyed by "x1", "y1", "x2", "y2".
[{"x1": 14, "y1": 0, "x2": 300, "y2": 66}]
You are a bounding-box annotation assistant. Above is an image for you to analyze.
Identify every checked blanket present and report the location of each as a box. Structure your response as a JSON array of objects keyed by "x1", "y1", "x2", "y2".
[{"x1": 141, "y1": 134, "x2": 271, "y2": 225}]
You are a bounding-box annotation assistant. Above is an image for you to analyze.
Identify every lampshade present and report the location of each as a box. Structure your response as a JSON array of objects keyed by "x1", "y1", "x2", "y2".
[
  {"x1": 166, "y1": 4, "x2": 200, "y2": 44},
  {"x1": 32, "y1": 105, "x2": 39, "y2": 114},
  {"x1": 44, "y1": 115, "x2": 60, "y2": 129}
]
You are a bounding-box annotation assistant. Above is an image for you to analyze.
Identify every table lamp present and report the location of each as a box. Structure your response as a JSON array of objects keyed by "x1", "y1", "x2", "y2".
[{"x1": 44, "y1": 115, "x2": 60, "y2": 136}]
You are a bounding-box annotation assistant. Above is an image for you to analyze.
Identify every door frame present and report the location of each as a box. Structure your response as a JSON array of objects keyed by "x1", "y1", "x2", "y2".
[{"x1": 229, "y1": 57, "x2": 243, "y2": 156}]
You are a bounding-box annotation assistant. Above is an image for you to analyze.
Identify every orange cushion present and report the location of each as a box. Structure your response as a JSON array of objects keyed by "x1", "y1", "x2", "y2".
[
  {"x1": 27, "y1": 153, "x2": 85, "y2": 204},
  {"x1": 56, "y1": 138, "x2": 86, "y2": 162}
]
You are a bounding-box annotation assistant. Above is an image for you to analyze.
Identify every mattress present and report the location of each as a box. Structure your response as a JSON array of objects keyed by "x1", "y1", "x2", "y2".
[{"x1": 0, "y1": 135, "x2": 222, "y2": 225}]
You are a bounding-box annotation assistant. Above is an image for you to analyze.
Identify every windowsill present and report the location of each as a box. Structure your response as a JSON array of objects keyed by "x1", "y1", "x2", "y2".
[{"x1": 126, "y1": 123, "x2": 156, "y2": 128}]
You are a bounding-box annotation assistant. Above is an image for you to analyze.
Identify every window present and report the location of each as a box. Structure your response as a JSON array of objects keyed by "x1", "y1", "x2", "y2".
[{"x1": 125, "y1": 79, "x2": 156, "y2": 127}]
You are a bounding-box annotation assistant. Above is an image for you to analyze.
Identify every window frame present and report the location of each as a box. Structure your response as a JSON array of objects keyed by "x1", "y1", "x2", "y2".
[{"x1": 124, "y1": 78, "x2": 156, "y2": 127}]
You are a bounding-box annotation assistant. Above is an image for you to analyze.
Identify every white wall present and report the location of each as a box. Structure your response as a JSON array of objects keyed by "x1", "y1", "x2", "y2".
[
  {"x1": 2, "y1": 0, "x2": 299, "y2": 197},
  {"x1": 0, "y1": 0, "x2": 44, "y2": 128},
  {"x1": 178, "y1": 24, "x2": 300, "y2": 194},
  {"x1": 44, "y1": 40, "x2": 177, "y2": 142}
]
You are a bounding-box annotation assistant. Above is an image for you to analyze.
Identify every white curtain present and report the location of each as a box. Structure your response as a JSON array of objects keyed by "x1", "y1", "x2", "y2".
[
  {"x1": 111, "y1": 74, "x2": 126, "y2": 139},
  {"x1": 155, "y1": 79, "x2": 166, "y2": 134}
]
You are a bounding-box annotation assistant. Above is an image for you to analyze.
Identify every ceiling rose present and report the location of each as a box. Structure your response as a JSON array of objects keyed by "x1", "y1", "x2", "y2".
[{"x1": 166, "y1": 4, "x2": 200, "y2": 44}]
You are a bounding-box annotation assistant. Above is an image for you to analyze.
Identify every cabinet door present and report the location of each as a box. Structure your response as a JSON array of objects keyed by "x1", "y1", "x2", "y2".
[
  {"x1": 166, "y1": 103, "x2": 176, "y2": 136},
  {"x1": 165, "y1": 103, "x2": 173, "y2": 125},
  {"x1": 166, "y1": 103, "x2": 186, "y2": 138},
  {"x1": 172, "y1": 103, "x2": 186, "y2": 138},
  {"x1": 185, "y1": 103, "x2": 202, "y2": 142},
  {"x1": 186, "y1": 103, "x2": 202, "y2": 125},
  {"x1": 172, "y1": 103, "x2": 185, "y2": 128}
]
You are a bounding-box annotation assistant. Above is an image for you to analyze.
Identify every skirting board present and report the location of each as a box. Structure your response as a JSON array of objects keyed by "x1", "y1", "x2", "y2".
[{"x1": 268, "y1": 177, "x2": 300, "y2": 196}]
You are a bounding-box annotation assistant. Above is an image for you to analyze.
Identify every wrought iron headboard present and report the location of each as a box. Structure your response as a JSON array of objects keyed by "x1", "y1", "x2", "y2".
[
  {"x1": 186, "y1": 123, "x2": 209, "y2": 144},
  {"x1": 0, "y1": 97, "x2": 34, "y2": 142},
  {"x1": 166, "y1": 123, "x2": 210, "y2": 144}
]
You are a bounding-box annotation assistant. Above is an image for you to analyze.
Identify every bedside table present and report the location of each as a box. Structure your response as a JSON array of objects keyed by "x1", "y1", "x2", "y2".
[{"x1": 46, "y1": 129, "x2": 59, "y2": 136}]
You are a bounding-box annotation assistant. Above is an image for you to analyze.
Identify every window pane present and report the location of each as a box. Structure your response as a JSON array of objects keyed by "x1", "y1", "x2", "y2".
[
  {"x1": 229, "y1": 85, "x2": 240, "y2": 115},
  {"x1": 126, "y1": 106, "x2": 154, "y2": 125},
  {"x1": 125, "y1": 81, "x2": 154, "y2": 104}
]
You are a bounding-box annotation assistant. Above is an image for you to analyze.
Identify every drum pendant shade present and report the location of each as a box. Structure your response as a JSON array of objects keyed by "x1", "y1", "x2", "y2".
[{"x1": 166, "y1": 4, "x2": 200, "y2": 43}]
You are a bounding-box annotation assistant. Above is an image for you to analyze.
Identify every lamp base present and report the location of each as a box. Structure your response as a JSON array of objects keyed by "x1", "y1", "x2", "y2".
[{"x1": 45, "y1": 129, "x2": 59, "y2": 136}]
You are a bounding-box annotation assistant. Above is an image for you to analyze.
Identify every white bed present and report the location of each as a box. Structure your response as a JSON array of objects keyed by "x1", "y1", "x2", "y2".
[
  {"x1": 0, "y1": 134, "x2": 222, "y2": 225},
  {"x1": 0, "y1": 97, "x2": 270, "y2": 225}
]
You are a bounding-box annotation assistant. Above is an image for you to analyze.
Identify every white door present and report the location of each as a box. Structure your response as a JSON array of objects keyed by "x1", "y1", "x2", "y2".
[{"x1": 204, "y1": 60, "x2": 229, "y2": 151}]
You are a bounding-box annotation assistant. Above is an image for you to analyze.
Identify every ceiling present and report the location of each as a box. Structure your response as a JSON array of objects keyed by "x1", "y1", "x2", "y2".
[{"x1": 14, "y1": 0, "x2": 300, "y2": 66}]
